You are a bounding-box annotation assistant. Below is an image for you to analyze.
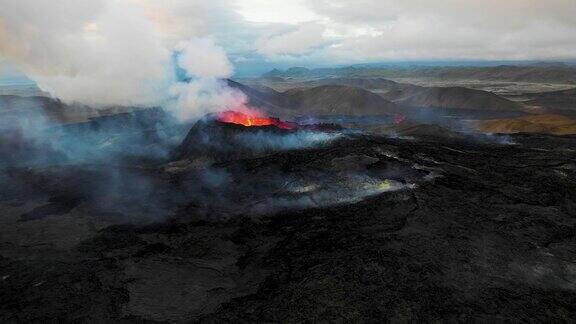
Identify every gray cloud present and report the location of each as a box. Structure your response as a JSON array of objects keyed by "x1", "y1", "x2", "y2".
[
  {"x1": 304, "y1": 0, "x2": 576, "y2": 62},
  {"x1": 1, "y1": 0, "x2": 576, "y2": 98},
  {"x1": 256, "y1": 22, "x2": 326, "y2": 57},
  {"x1": 0, "y1": 0, "x2": 250, "y2": 114},
  {"x1": 0, "y1": 0, "x2": 170, "y2": 106}
]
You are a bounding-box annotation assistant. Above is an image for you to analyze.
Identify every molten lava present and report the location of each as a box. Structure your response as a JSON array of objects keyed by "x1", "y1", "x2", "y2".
[
  {"x1": 393, "y1": 114, "x2": 406, "y2": 125},
  {"x1": 216, "y1": 110, "x2": 295, "y2": 129}
]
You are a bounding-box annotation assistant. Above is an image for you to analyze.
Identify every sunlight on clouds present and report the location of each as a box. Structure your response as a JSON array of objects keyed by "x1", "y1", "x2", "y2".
[
  {"x1": 256, "y1": 22, "x2": 326, "y2": 57},
  {"x1": 2, "y1": 0, "x2": 576, "y2": 75},
  {"x1": 236, "y1": 0, "x2": 319, "y2": 24}
]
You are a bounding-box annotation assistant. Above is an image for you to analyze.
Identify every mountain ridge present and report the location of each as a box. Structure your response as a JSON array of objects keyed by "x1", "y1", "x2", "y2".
[{"x1": 263, "y1": 64, "x2": 576, "y2": 84}]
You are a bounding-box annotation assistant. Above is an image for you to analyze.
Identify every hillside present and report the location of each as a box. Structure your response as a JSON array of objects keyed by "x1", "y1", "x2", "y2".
[
  {"x1": 524, "y1": 87, "x2": 576, "y2": 111},
  {"x1": 0, "y1": 95, "x2": 138, "y2": 127},
  {"x1": 478, "y1": 114, "x2": 576, "y2": 135},
  {"x1": 388, "y1": 86, "x2": 523, "y2": 111},
  {"x1": 227, "y1": 80, "x2": 401, "y2": 116},
  {"x1": 301, "y1": 77, "x2": 400, "y2": 90},
  {"x1": 237, "y1": 77, "x2": 525, "y2": 114},
  {"x1": 282, "y1": 85, "x2": 401, "y2": 116},
  {"x1": 262, "y1": 77, "x2": 523, "y2": 111},
  {"x1": 226, "y1": 79, "x2": 286, "y2": 112},
  {"x1": 0, "y1": 95, "x2": 98, "y2": 126}
]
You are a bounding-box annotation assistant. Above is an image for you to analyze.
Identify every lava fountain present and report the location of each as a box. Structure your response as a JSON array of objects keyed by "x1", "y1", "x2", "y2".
[{"x1": 216, "y1": 110, "x2": 296, "y2": 129}]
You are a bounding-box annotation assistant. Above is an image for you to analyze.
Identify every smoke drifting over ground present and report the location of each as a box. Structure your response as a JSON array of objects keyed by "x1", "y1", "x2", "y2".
[{"x1": 235, "y1": 130, "x2": 342, "y2": 152}]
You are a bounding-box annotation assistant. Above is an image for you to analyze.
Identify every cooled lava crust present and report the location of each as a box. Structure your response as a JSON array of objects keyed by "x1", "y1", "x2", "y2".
[{"x1": 1, "y1": 115, "x2": 576, "y2": 322}]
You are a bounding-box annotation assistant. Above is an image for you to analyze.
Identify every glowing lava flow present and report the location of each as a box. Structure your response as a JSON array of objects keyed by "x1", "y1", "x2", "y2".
[{"x1": 216, "y1": 110, "x2": 295, "y2": 129}]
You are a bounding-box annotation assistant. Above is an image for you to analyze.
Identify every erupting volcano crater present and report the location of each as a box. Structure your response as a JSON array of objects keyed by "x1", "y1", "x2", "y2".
[
  {"x1": 215, "y1": 110, "x2": 297, "y2": 129},
  {"x1": 167, "y1": 110, "x2": 435, "y2": 216},
  {"x1": 173, "y1": 110, "x2": 343, "y2": 161}
]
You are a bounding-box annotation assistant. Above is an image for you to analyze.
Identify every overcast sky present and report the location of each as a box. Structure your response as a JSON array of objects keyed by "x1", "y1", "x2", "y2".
[
  {"x1": 2, "y1": 0, "x2": 576, "y2": 77},
  {"x1": 166, "y1": 0, "x2": 576, "y2": 69}
]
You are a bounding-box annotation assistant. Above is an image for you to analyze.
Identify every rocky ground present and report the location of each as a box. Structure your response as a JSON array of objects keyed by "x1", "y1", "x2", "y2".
[{"x1": 1, "y1": 129, "x2": 576, "y2": 322}]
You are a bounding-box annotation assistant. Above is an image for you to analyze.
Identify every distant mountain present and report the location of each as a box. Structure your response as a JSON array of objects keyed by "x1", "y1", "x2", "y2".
[
  {"x1": 285, "y1": 67, "x2": 311, "y2": 76},
  {"x1": 527, "y1": 62, "x2": 575, "y2": 68},
  {"x1": 387, "y1": 86, "x2": 523, "y2": 111},
  {"x1": 226, "y1": 79, "x2": 285, "y2": 111},
  {"x1": 278, "y1": 77, "x2": 523, "y2": 111},
  {"x1": 301, "y1": 77, "x2": 399, "y2": 90},
  {"x1": 263, "y1": 64, "x2": 576, "y2": 84},
  {"x1": 227, "y1": 80, "x2": 401, "y2": 117},
  {"x1": 282, "y1": 85, "x2": 401, "y2": 116}
]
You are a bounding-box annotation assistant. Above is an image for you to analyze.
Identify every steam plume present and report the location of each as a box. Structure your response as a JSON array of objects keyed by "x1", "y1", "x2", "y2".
[
  {"x1": 169, "y1": 38, "x2": 249, "y2": 121},
  {"x1": 0, "y1": 0, "x2": 245, "y2": 119},
  {"x1": 0, "y1": 0, "x2": 170, "y2": 107}
]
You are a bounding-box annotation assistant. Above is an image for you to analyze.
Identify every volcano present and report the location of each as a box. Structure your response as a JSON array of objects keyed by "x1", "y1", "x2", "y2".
[
  {"x1": 173, "y1": 110, "x2": 343, "y2": 161},
  {"x1": 215, "y1": 110, "x2": 296, "y2": 129}
]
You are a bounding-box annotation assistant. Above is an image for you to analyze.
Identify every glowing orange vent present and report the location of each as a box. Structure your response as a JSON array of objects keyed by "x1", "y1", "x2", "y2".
[{"x1": 216, "y1": 110, "x2": 295, "y2": 129}]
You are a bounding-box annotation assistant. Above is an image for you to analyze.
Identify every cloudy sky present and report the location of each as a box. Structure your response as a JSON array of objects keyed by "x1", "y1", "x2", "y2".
[
  {"x1": 2, "y1": 0, "x2": 576, "y2": 74},
  {"x1": 0, "y1": 0, "x2": 575, "y2": 107},
  {"x1": 171, "y1": 0, "x2": 576, "y2": 69}
]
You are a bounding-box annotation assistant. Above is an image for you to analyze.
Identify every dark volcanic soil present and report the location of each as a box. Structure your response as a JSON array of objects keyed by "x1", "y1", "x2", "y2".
[{"x1": 1, "y1": 132, "x2": 576, "y2": 322}]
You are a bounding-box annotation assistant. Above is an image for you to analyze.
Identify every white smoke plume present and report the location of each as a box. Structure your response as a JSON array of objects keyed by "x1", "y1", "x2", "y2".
[
  {"x1": 169, "y1": 38, "x2": 249, "y2": 121},
  {"x1": 0, "y1": 0, "x2": 171, "y2": 107},
  {"x1": 0, "y1": 0, "x2": 245, "y2": 119}
]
